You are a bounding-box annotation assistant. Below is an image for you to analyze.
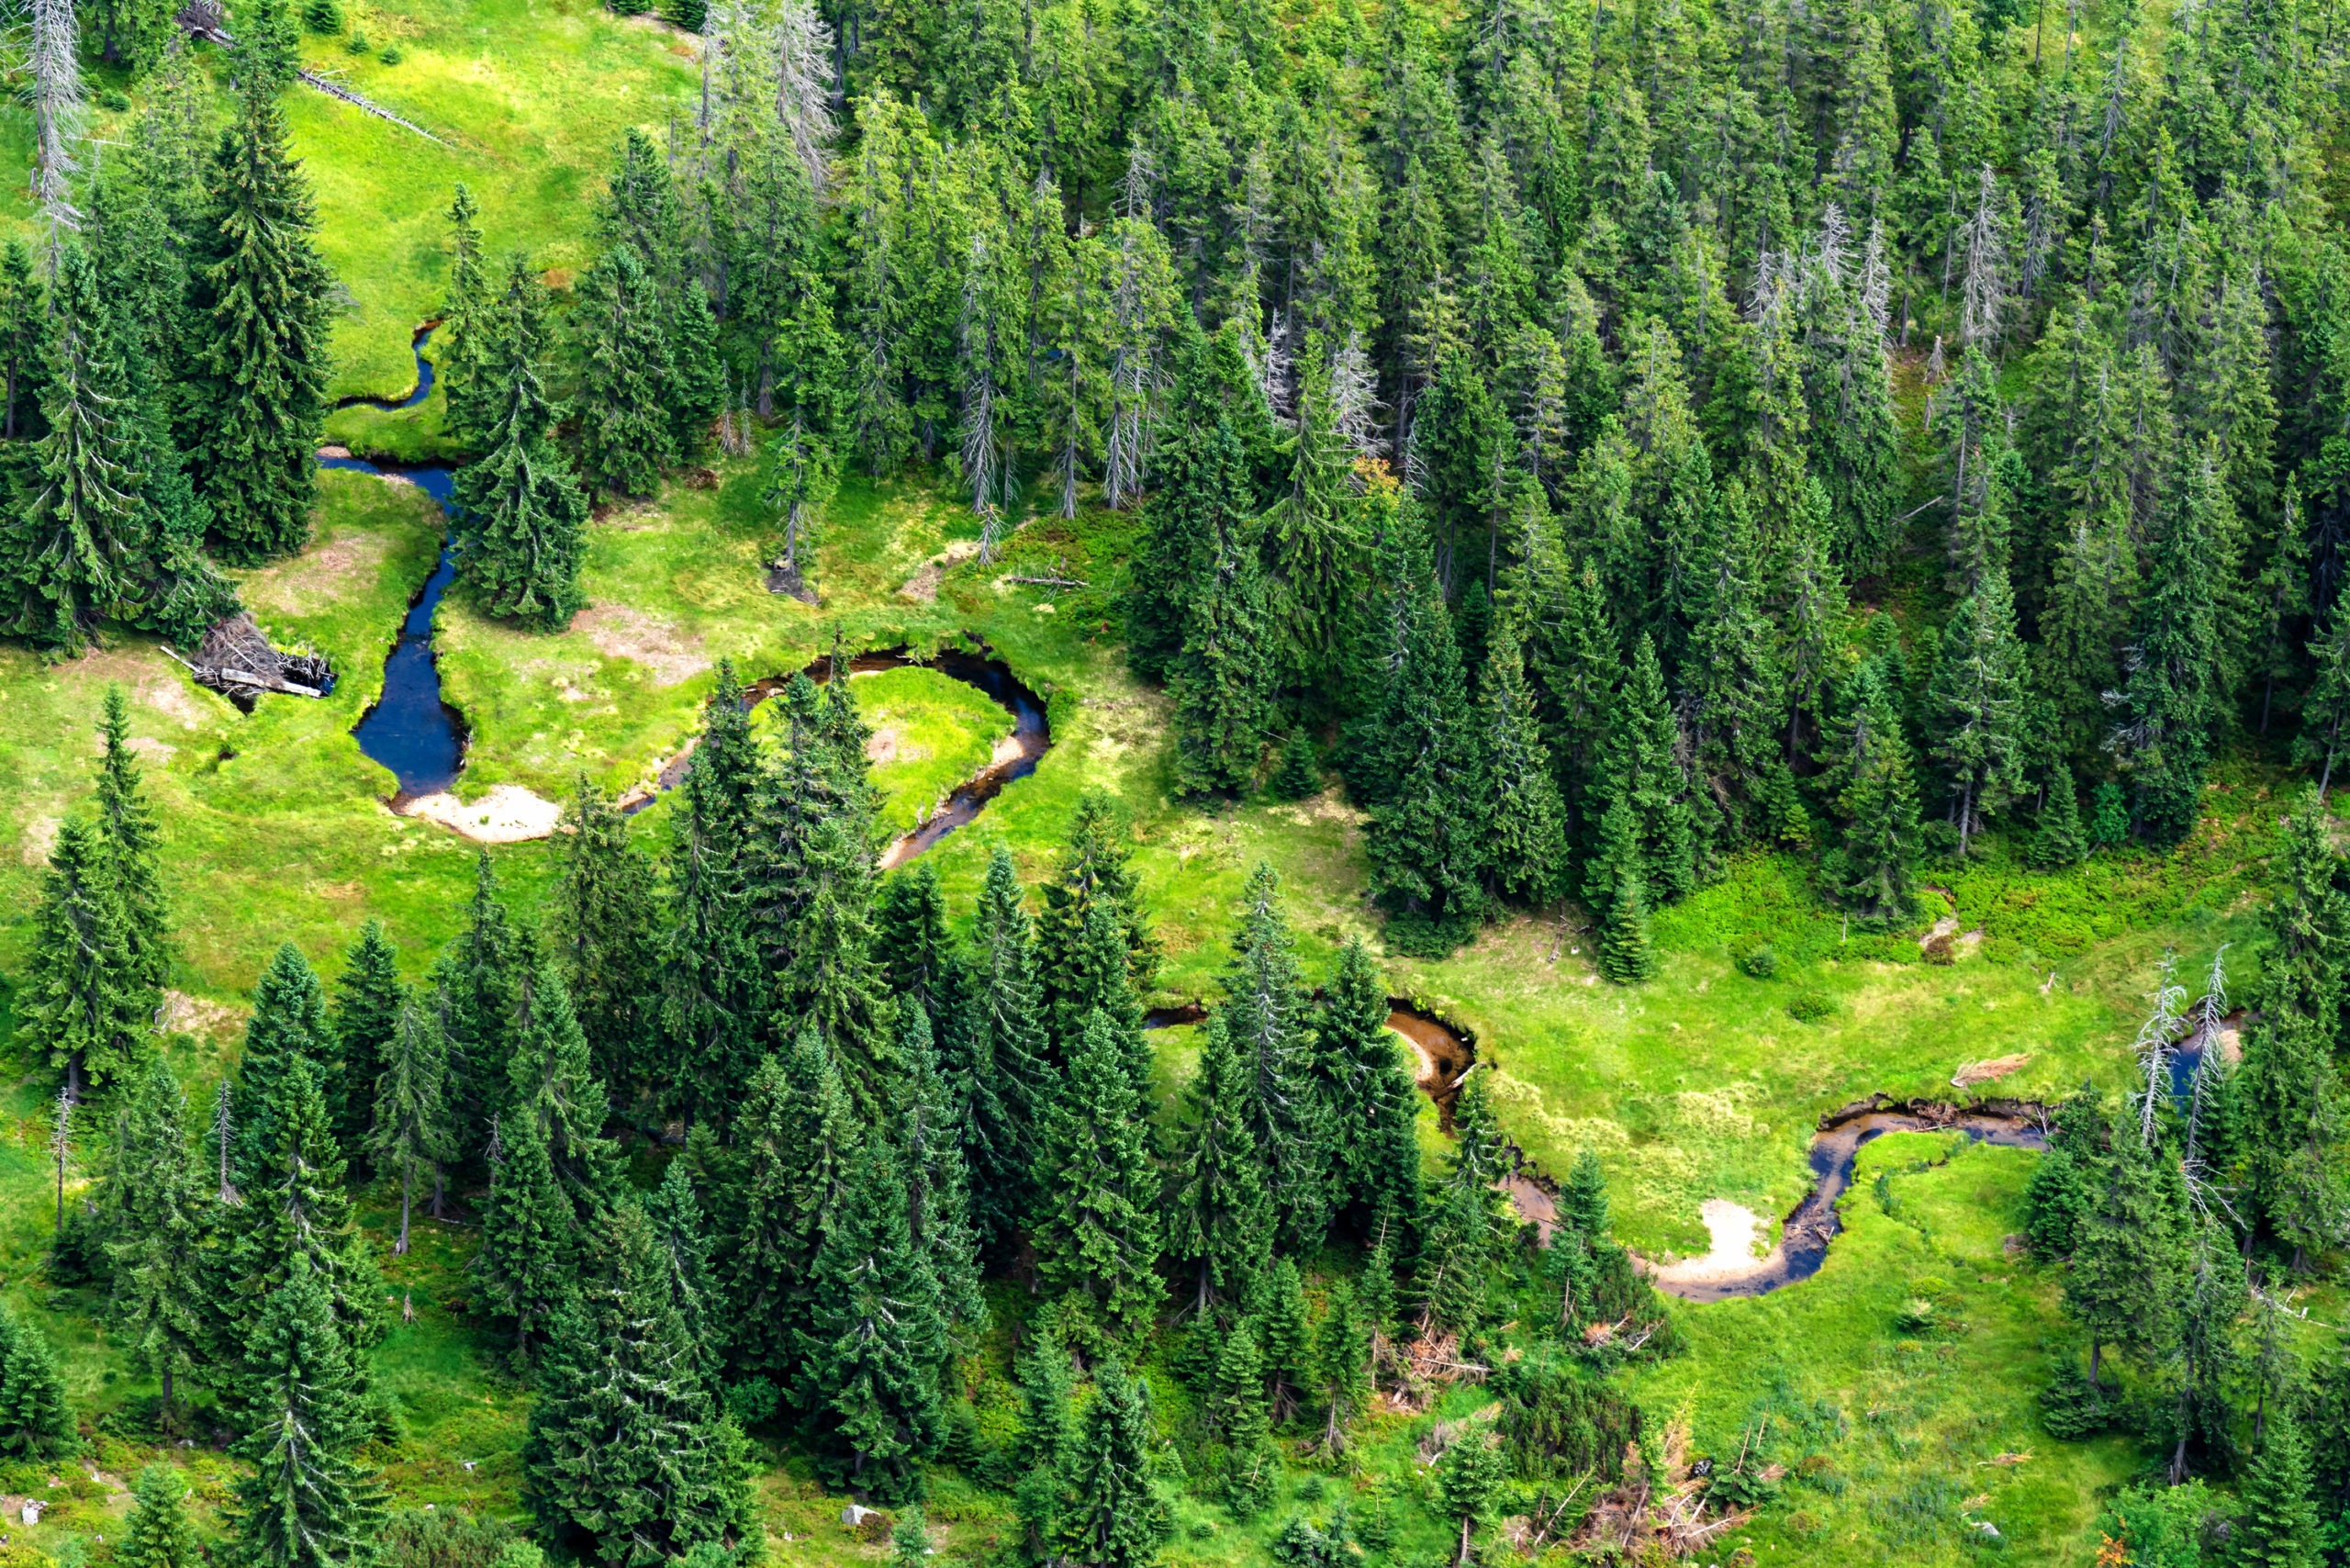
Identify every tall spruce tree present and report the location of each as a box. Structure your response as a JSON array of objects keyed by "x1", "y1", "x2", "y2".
[
  {"x1": 232, "y1": 942, "x2": 340, "y2": 1188},
  {"x1": 119, "y1": 1464, "x2": 198, "y2": 1568},
  {"x1": 0, "y1": 244, "x2": 145, "y2": 650},
  {"x1": 717, "y1": 1035, "x2": 856, "y2": 1388},
  {"x1": 1033, "y1": 1009, "x2": 1162, "y2": 1348},
  {"x1": 525, "y1": 1201, "x2": 752, "y2": 1562},
  {"x1": 228, "y1": 1260, "x2": 385, "y2": 1568},
  {"x1": 1479, "y1": 620, "x2": 1571, "y2": 904},
  {"x1": 2235, "y1": 1413, "x2": 2323, "y2": 1568},
  {"x1": 1223, "y1": 863, "x2": 1336, "y2": 1245},
  {"x1": 1315, "y1": 938, "x2": 1422, "y2": 1249},
  {"x1": 475, "y1": 1106, "x2": 577, "y2": 1357},
  {"x1": 185, "y1": 72, "x2": 333, "y2": 564},
  {"x1": 330, "y1": 921, "x2": 402, "y2": 1160},
  {"x1": 970, "y1": 847, "x2": 1051, "y2": 1238},
  {"x1": 507, "y1": 953, "x2": 621, "y2": 1229},
  {"x1": 663, "y1": 664, "x2": 767, "y2": 1136},
  {"x1": 894, "y1": 1000, "x2": 986, "y2": 1336},
  {"x1": 438, "y1": 850, "x2": 527, "y2": 1157},
  {"x1": 18, "y1": 814, "x2": 151, "y2": 1099},
  {"x1": 105, "y1": 1055, "x2": 207, "y2": 1410},
  {"x1": 222, "y1": 1056, "x2": 381, "y2": 1374},
  {"x1": 1928, "y1": 565, "x2": 2029, "y2": 856},
  {"x1": 573, "y1": 245, "x2": 675, "y2": 502},
  {"x1": 366, "y1": 992, "x2": 452, "y2": 1256},
  {"x1": 453, "y1": 255, "x2": 589, "y2": 631},
  {"x1": 1166, "y1": 1014, "x2": 1275, "y2": 1314},
  {"x1": 545, "y1": 775, "x2": 662, "y2": 1101},
  {"x1": 1057, "y1": 1361, "x2": 1169, "y2": 1568},
  {"x1": 2113, "y1": 445, "x2": 2232, "y2": 846},
  {"x1": 800, "y1": 1133, "x2": 947, "y2": 1502}
]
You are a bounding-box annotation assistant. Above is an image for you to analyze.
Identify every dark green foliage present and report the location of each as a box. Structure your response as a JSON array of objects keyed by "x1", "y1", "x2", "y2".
[
  {"x1": 2029, "y1": 767, "x2": 2088, "y2": 870},
  {"x1": 1166, "y1": 1014, "x2": 1272, "y2": 1315},
  {"x1": 893, "y1": 1000, "x2": 986, "y2": 1337},
  {"x1": 438, "y1": 851, "x2": 528, "y2": 1157},
  {"x1": 228, "y1": 1260, "x2": 385, "y2": 1568},
  {"x1": 525, "y1": 1202, "x2": 752, "y2": 1563},
  {"x1": 233, "y1": 942, "x2": 340, "y2": 1185},
  {"x1": 506, "y1": 952, "x2": 621, "y2": 1227},
  {"x1": 968, "y1": 847, "x2": 1049, "y2": 1240},
  {"x1": 474, "y1": 1104, "x2": 576, "y2": 1355},
  {"x1": 120, "y1": 1464, "x2": 199, "y2": 1568},
  {"x1": 1589, "y1": 800, "x2": 1657, "y2": 983},
  {"x1": 223, "y1": 1056, "x2": 382, "y2": 1372},
  {"x1": 1033, "y1": 1010, "x2": 1161, "y2": 1348},
  {"x1": 1270, "y1": 727, "x2": 1322, "y2": 801},
  {"x1": 1035, "y1": 792, "x2": 1157, "y2": 1025},
  {"x1": 2065, "y1": 1134, "x2": 2188, "y2": 1386},
  {"x1": 573, "y1": 245, "x2": 674, "y2": 502},
  {"x1": 2235, "y1": 1415, "x2": 2322, "y2": 1568},
  {"x1": 454, "y1": 256, "x2": 589, "y2": 631},
  {"x1": 800, "y1": 1135, "x2": 946, "y2": 1501},
  {"x1": 662, "y1": 665, "x2": 765, "y2": 1136},
  {"x1": 1316, "y1": 938, "x2": 1421, "y2": 1250},
  {"x1": 1057, "y1": 1362, "x2": 1169, "y2": 1568},
  {"x1": 0, "y1": 1303, "x2": 73, "y2": 1457},
  {"x1": 185, "y1": 76, "x2": 333, "y2": 565},
  {"x1": 17, "y1": 814, "x2": 153, "y2": 1096},
  {"x1": 2088, "y1": 781, "x2": 2130, "y2": 848},
  {"x1": 1433, "y1": 1429, "x2": 1509, "y2": 1562},
  {"x1": 105, "y1": 1057, "x2": 208, "y2": 1408},
  {"x1": 330, "y1": 921, "x2": 402, "y2": 1159},
  {"x1": 1210, "y1": 1322, "x2": 1277, "y2": 1514},
  {"x1": 2039, "y1": 1360, "x2": 2109, "y2": 1439},
  {"x1": 367, "y1": 992, "x2": 452, "y2": 1257},
  {"x1": 1494, "y1": 1355, "x2": 1641, "y2": 1482},
  {"x1": 1223, "y1": 863, "x2": 1334, "y2": 1246},
  {"x1": 544, "y1": 776, "x2": 662, "y2": 1100},
  {"x1": 714, "y1": 1033, "x2": 855, "y2": 1389},
  {"x1": 1, "y1": 246, "x2": 146, "y2": 652}
]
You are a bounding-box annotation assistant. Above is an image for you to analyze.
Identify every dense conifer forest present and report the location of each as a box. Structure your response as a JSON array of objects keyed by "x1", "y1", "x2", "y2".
[{"x1": 7, "y1": 0, "x2": 2350, "y2": 1558}]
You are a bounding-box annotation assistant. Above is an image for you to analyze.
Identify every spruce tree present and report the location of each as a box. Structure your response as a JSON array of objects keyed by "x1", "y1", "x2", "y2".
[
  {"x1": 1589, "y1": 799, "x2": 1658, "y2": 983},
  {"x1": 228, "y1": 1260, "x2": 385, "y2": 1568},
  {"x1": 1169, "y1": 494, "x2": 1276, "y2": 797},
  {"x1": 366, "y1": 992, "x2": 452, "y2": 1256},
  {"x1": 545, "y1": 776, "x2": 662, "y2": 1100},
  {"x1": 2030, "y1": 765, "x2": 2089, "y2": 869},
  {"x1": 573, "y1": 245, "x2": 675, "y2": 502},
  {"x1": 119, "y1": 1464, "x2": 198, "y2": 1568},
  {"x1": 662, "y1": 664, "x2": 767, "y2": 1137},
  {"x1": 0, "y1": 1306, "x2": 72, "y2": 1457},
  {"x1": 1598, "y1": 633, "x2": 1696, "y2": 902},
  {"x1": 664, "y1": 277, "x2": 724, "y2": 458},
  {"x1": 95, "y1": 690, "x2": 170, "y2": 1011},
  {"x1": 2300, "y1": 586, "x2": 2350, "y2": 797},
  {"x1": 970, "y1": 846, "x2": 1052, "y2": 1238},
  {"x1": 2066, "y1": 1136, "x2": 2188, "y2": 1386},
  {"x1": 895, "y1": 1000, "x2": 986, "y2": 1337},
  {"x1": 0, "y1": 244, "x2": 146, "y2": 651},
  {"x1": 524, "y1": 1202, "x2": 751, "y2": 1562},
  {"x1": 1830, "y1": 665, "x2": 1922, "y2": 923},
  {"x1": 642, "y1": 1158, "x2": 721, "y2": 1391},
  {"x1": 0, "y1": 239, "x2": 46, "y2": 443},
  {"x1": 800, "y1": 1134, "x2": 947, "y2": 1502},
  {"x1": 1012, "y1": 1318, "x2": 1078, "y2": 1557},
  {"x1": 437, "y1": 850, "x2": 527, "y2": 1159},
  {"x1": 330, "y1": 921, "x2": 402, "y2": 1160},
  {"x1": 233, "y1": 942, "x2": 340, "y2": 1187},
  {"x1": 453, "y1": 255, "x2": 589, "y2": 631},
  {"x1": 18, "y1": 814, "x2": 151, "y2": 1099},
  {"x1": 1035, "y1": 792, "x2": 1158, "y2": 1019},
  {"x1": 1479, "y1": 620, "x2": 1571, "y2": 904},
  {"x1": 1435, "y1": 1431, "x2": 1508, "y2": 1568},
  {"x1": 718, "y1": 1036, "x2": 856, "y2": 1388},
  {"x1": 437, "y1": 183, "x2": 493, "y2": 451},
  {"x1": 1210, "y1": 1322, "x2": 1276, "y2": 1513},
  {"x1": 1223, "y1": 863, "x2": 1336, "y2": 1245},
  {"x1": 1033, "y1": 1010, "x2": 1162, "y2": 1347},
  {"x1": 2235, "y1": 1413, "x2": 2322, "y2": 1568},
  {"x1": 1057, "y1": 1362, "x2": 1169, "y2": 1568},
  {"x1": 2114, "y1": 444, "x2": 2232, "y2": 846},
  {"x1": 1315, "y1": 938, "x2": 1422, "y2": 1249},
  {"x1": 105, "y1": 1056, "x2": 207, "y2": 1411},
  {"x1": 185, "y1": 73, "x2": 333, "y2": 564},
  {"x1": 1166, "y1": 1015, "x2": 1274, "y2": 1314},
  {"x1": 1311, "y1": 1282, "x2": 1371, "y2": 1454},
  {"x1": 507, "y1": 954, "x2": 621, "y2": 1229},
  {"x1": 1927, "y1": 566, "x2": 2029, "y2": 856},
  {"x1": 223, "y1": 1056, "x2": 380, "y2": 1371},
  {"x1": 1249, "y1": 1257, "x2": 1314, "y2": 1424},
  {"x1": 1363, "y1": 497, "x2": 1490, "y2": 953}
]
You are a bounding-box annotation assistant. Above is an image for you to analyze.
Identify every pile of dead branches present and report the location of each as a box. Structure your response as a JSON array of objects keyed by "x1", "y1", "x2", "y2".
[{"x1": 166, "y1": 613, "x2": 332, "y2": 701}]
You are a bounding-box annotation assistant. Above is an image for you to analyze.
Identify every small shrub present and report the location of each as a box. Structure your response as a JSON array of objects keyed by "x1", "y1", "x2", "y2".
[
  {"x1": 722, "y1": 1376, "x2": 778, "y2": 1429},
  {"x1": 1788, "y1": 991, "x2": 1839, "y2": 1024},
  {"x1": 379, "y1": 1509, "x2": 519, "y2": 1568},
  {"x1": 1734, "y1": 943, "x2": 1779, "y2": 979},
  {"x1": 1785, "y1": 1510, "x2": 1822, "y2": 1539},
  {"x1": 1894, "y1": 1297, "x2": 1938, "y2": 1333},
  {"x1": 97, "y1": 88, "x2": 130, "y2": 111},
  {"x1": 345, "y1": 28, "x2": 370, "y2": 50},
  {"x1": 1922, "y1": 931, "x2": 1957, "y2": 964},
  {"x1": 379, "y1": 43, "x2": 402, "y2": 62},
  {"x1": 301, "y1": 0, "x2": 341, "y2": 29}
]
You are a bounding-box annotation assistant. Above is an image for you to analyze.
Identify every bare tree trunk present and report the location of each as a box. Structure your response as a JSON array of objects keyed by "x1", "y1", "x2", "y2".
[{"x1": 397, "y1": 1158, "x2": 413, "y2": 1254}]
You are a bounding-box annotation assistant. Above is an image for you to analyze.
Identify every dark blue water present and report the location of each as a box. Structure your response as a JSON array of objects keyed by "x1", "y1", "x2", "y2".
[{"x1": 319, "y1": 450, "x2": 464, "y2": 798}]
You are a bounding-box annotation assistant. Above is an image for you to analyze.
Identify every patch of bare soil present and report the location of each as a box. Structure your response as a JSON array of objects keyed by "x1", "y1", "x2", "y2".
[
  {"x1": 899, "y1": 540, "x2": 980, "y2": 602},
  {"x1": 863, "y1": 726, "x2": 929, "y2": 767},
  {"x1": 401, "y1": 785, "x2": 564, "y2": 843},
  {"x1": 1953, "y1": 1052, "x2": 2031, "y2": 1087},
  {"x1": 18, "y1": 815, "x2": 59, "y2": 866},
  {"x1": 244, "y1": 530, "x2": 394, "y2": 619},
  {"x1": 575, "y1": 605, "x2": 710, "y2": 687},
  {"x1": 71, "y1": 650, "x2": 210, "y2": 727},
  {"x1": 162, "y1": 990, "x2": 244, "y2": 1040},
  {"x1": 1648, "y1": 1200, "x2": 1768, "y2": 1289}
]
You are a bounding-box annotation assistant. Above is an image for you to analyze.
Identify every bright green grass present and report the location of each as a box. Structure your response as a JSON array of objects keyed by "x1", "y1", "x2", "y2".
[
  {"x1": 1626, "y1": 1132, "x2": 2142, "y2": 1566},
  {"x1": 0, "y1": 467, "x2": 551, "y2": 1000},
  {"x1": 281, "y1": 0, "x2": 699, "y2": 398},
  {"x1": 831, "y1": 666, "x2": 1013, "y2": 838}
]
